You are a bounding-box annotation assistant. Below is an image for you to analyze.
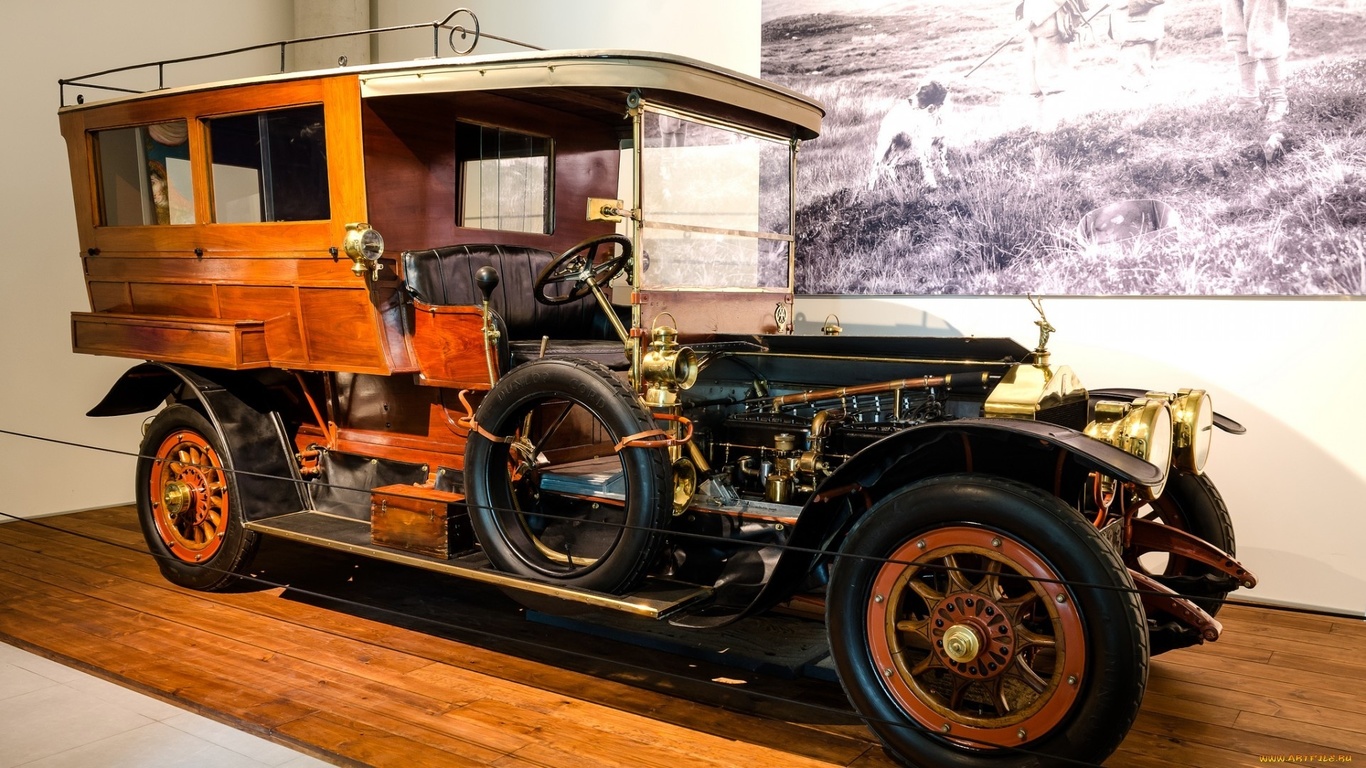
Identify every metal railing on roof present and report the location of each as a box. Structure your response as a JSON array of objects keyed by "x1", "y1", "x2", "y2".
[{"x1": 58, "y1": 8, "x2": 542, "y2": 108}]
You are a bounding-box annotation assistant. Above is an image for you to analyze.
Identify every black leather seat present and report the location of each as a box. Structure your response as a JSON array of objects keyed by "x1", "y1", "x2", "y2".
[{"x1": 402, "y1": 244, "x2": 628, "y2": 370}]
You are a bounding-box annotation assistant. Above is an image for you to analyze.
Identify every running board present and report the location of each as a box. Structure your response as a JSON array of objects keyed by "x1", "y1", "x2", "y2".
[{"x1": 244, "y1": 511, "x2": 711, "y2": 620}]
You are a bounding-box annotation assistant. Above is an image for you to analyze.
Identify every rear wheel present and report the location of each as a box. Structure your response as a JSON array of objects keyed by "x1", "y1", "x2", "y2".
[
  {"x1": 135, "y1": 404, "x2": 259, "y2": 591},
  {"x1": 827, "y1": 474, "x2": 1147, "y2": 767},
  {"x1": 464, "y1": 358, "x2": 671, "y2": 594}
]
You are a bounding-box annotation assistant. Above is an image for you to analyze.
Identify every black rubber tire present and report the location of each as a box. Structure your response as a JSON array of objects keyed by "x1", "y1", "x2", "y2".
[
  {"x1": 464, "y1": 358, "x2": 670, "y2": 594},
  {"x1": 827, "y1": 473, "x2": 1148, "y2": 768},
  {"x1": 135, "y1": 404, "x2": 260, "y2": 591}
]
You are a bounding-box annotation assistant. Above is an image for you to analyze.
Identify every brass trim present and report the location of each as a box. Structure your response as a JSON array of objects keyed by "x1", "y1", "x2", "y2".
[
  {"x1": 1170, "y1": 389, "x2": 1213, "y2": 474},
  {"x1": 771, "y1": 374, "x2": 950, "y2": 410},
  {"x1": 983, "y1": 362, "x2": 1086, "y2": 420},
  {"x1": 1084, "y1": 398, "x2": 1173, "y2": 499},
  {"x1": 639, "y1": 219, "x2": 795, "y2": 242},
  {"x1": 586, "y1": 197, "x2": 627, "y2": 222}
]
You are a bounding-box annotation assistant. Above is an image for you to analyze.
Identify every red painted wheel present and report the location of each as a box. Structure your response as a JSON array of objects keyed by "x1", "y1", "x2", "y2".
[
  {"x1": 148, "y1": 429, "x2": 229, "y2": 563},
  {"x1": 136, "y1": 404, "x2": 258, "y2": 591},
  {"x1": 866, "y1": 526, "x2": 1087, "y2": 749},
  {"x1": 827, "y1": 474, "x2": 1147, "y2": 767}
]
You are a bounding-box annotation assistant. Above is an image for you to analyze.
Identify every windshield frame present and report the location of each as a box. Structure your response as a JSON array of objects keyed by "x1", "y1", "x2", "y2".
[{"x1": 628, "y1": 100, "x2": 797, "y2": 296}]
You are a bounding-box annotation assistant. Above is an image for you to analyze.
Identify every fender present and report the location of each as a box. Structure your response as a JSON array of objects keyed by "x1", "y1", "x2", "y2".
[
  {"x1": 672, "y1": 417, "x2": 1161, "y2": 629},
  {"x1": 88, "y1": 363, "x2": 306, "y2": 522}
]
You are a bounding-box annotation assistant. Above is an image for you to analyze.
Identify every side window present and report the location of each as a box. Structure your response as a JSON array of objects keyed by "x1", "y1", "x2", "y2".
[
  {"x1": 207, "y1": 105, "x2": 329, "y2": 223},
  {"x1": 456, "y1": 122, "x2": 552, "y2": 234},
  {"x1": 94, "y1": 121, "x2": 194, "y2": 226}
]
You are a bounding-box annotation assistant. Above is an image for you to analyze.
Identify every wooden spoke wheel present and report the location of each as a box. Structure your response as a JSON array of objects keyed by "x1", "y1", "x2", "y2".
[
  {"x1": 135, "y1": 404, "x2": 258, "y2": 591},
  {"x1": 149, "y1": 429, "x2": 229, "y2": 563},
  {"x1": 868, "y1": 526, "x2": 1087, "y2": 749},
  {"x1": 828, "y1": 474, "x2": 1147, "y2": 767}
]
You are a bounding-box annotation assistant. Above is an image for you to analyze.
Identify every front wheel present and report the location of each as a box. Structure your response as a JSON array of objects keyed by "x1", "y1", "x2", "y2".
[
  {"x1": 135, "y1": 404, "x2": 259, "y2": 591},
  {"x1": 827, "y1": 474, "x2": 1148, "y2": 767}
]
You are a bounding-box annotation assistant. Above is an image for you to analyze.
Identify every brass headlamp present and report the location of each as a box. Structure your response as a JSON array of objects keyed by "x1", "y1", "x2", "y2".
[
  {"x1": 1084, "y1": 397, "x2": 1173, "y2": 499},
  {"x1": 343, "y1": 222, "x2": 385, "y2": 279},
  {"x1": 641, "y1": 323, "x2": 697, "y2": 407},
  {"x1": 1126, "y1": 389, "x2": 1215, "y2": 475},
  {"x1": 1170, "y1": 389, "x2": 1214, "y2": 474}
]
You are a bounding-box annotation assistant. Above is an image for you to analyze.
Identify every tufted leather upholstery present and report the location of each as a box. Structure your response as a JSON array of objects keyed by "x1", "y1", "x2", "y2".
[{"x1": 402, "y1": 243, "x2": 628, "y2": 369}]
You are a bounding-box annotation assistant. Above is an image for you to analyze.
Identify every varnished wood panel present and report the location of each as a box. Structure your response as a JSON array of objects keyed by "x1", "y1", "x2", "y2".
[
  {"x1": 295, "y1": 374, "x2": 478, "y2": 471},
  {"x1": 263, "y1": 314, "x2": 309, "y2": 367},
  {"x1": 83, "y1": 255, "x2": 361, "y2": 285},
  {"x1": 1, "y1": 506, "x2": 1363, "y2": 768},
  {"x1": 411, "y1": 303, "x2": 494, "y2": 389},
  {"x1": 359, "y1": 98, "x2": 457, "y2": 252},
  {"x1": 217, "y1": 285, "x2": 298, "y2": 323},
  {"x1": 71, "y1": 312, "x2": 268, "y2": 368},
  {"x1": 361, "y1": 89, "x2": 620, "y2": 256},
  {"x1": 370, "y1": 486, "x2": 473, "y2": 559},
  {"x1": 88, "y1": 280, "x2": 132, "y2": 312},
  {"x1": 128, "y1": 281, "x2": 217, "y2": 317},
  {"x1": 60, "y1": 74, "x2": 401, "y2": 374},
  {"x1": 298, "y1": 287, "x2": 388, "y2": 370},
  {"x1": 60, "y1": 76, "x2": 344, "y2": 255}
]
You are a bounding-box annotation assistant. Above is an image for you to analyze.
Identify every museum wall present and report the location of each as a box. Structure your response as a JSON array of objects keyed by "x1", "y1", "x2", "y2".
[
  {"x1": 3, "y1": 0, "x2": 1360, "y2": 616},
  {"x1": 0, "y1": 2, "x2": 294, "y2": 518}
]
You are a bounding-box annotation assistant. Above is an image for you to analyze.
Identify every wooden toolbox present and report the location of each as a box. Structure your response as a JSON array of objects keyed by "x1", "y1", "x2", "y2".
[{"x1": 370, "y1": 484, "x2": 473, "y2": 559}]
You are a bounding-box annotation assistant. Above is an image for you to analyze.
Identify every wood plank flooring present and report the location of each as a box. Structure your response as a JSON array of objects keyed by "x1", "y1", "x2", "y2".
[{"x1": 0, "y1": 506, "x2": 1362, "y2": 767}]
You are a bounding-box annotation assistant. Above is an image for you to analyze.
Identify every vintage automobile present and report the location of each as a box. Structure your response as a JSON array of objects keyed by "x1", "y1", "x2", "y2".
[{"x1": 58, "y1": 11, "x2": 1254, "y2": 767}]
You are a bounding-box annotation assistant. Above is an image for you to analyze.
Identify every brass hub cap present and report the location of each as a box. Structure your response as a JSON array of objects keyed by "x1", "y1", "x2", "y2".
[
  {"x1": 941, "y1": 625, "x2": 980, "y2": 663},
  {"x1": 162, "y1": 481, "x2": 193, "y2": 519}
]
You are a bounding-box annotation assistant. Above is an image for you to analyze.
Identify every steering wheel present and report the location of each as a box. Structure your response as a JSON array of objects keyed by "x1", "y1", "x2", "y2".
[{"x1": 534, "y1": 234, "x2": 632, "y2": 306}]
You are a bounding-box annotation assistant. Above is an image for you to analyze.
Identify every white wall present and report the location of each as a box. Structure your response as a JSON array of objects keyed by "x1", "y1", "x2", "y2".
[
  {"x1": 0, "y1": 2, "x2": 294, "y2": 519},
  {"x1": 5, "y1": 1, "x2": 1360, "y2": 616},
  {"x1": 372, "y1": 1, "x2": 759, "y2": 74}
]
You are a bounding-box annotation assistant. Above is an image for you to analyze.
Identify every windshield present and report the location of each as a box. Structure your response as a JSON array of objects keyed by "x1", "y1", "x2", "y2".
[{"x1": 634, "y1": 106, "x2": 793, "y2": 291}]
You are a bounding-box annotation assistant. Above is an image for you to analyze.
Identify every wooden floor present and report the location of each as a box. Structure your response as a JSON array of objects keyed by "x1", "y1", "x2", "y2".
[{"x1": 0, "y1": 506, "x2": 1362, "y2": 768}]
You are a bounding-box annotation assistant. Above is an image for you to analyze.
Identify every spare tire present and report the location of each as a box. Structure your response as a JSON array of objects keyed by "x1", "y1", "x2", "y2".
[{"x1": 464, "y1": 358, "x2": 671, "y2": 594}]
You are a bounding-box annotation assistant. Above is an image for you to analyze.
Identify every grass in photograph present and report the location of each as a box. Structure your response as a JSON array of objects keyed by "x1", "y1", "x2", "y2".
[{"x1": 764, "y1": 0, "x2": 1366, "y2": 295}]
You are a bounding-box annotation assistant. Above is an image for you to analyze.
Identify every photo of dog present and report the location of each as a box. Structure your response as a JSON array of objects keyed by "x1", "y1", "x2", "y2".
[{"x1": 866, "y1": 80, "x2": 950, "y2": 192}]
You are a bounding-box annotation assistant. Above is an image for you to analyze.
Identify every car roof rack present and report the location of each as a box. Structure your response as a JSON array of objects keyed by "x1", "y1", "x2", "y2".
[{"x1": 58, "y1": 7, "x2": 537, "y2": 107}]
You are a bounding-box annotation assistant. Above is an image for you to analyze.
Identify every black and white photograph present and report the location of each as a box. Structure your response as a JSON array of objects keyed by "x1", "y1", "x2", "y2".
[{"x1": 763, "y1": 0, "x2": 1366, "y2": 295}]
